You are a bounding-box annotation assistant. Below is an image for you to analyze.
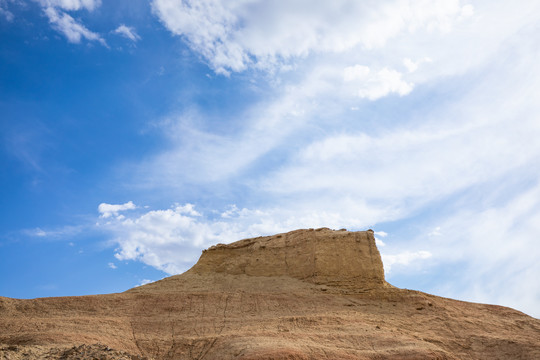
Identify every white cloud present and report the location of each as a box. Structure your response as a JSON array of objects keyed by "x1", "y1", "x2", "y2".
[
  {"x1": 113, "y1": 24, "x2": 141, "y2": 42},
  {"x1": 135, "y1": 1, "x2": 540, "y2": 193},
  {"x1": 175, "y1": 203, "x2": 201, "y2": 217},
  {"x1": 136, "y1": 279, "x2": 155, "y2": 287},
  {"x1": 262, "y1": 47, "x2": 540, "y2": 214},
  {"x1": 343, "y1": 65, "x2": 413, "y2": 100},
  {"x1": 34, "y1": 228, "x2": 47, "y2": 237},
  {"x1": 374, "y1": 231, "x2": 387, "y2": 247},
  {"x1": 108, "y1": 262, "x2": 117, "y2": 269},
  {"x1": 382, "y1": 250, "x2": 432, "y2": 274},
  {"x1": 151, "y1": 0, "x2": 474, "y2": 74},
  {"x1": 37, "y1": 0, "x2": 101, "y2": 11},
  {"x1": 43, "y1": 6, "x2": 106, "y2": 45},
  {"x1": 35, "y1": 0, "x2": 104, "y2": 45},
  {"x1": 129, "y1": 89, "x2": 319, "y2": 188},
  {"x1": 106, "y1": 204, "x2": 258, "y2": 274},
  {"x1": 98, "y1": 201, "x2": 137, "y2": 219}
]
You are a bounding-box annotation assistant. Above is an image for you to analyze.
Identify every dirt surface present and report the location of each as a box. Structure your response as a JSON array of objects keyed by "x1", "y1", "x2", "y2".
[{"x1": 1, "y1": 228, "x2": 539, "y2": 359}]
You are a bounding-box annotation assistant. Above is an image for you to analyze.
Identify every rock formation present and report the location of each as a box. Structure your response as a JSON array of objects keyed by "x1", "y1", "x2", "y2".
[
  {"x1": 189, "y1": 228, "x2": 386, "y2": 289},
  {"x1": 1, "y1": 228, "x2": 539, "y2": 359}
]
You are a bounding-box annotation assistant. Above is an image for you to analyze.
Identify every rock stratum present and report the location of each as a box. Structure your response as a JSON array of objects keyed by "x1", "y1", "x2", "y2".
[{"x1": 1, "y1": 228, "x2": 539, "y2": 359}]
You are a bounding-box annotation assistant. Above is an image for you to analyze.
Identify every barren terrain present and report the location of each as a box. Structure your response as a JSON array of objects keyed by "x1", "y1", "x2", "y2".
[{"x1": 1, "y1": 228, "x2": 539, "y2": 359}]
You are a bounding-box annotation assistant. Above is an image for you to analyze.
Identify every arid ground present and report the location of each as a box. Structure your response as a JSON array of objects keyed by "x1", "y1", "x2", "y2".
[{"x1": 1, "y1": 228, "x2": 539, "y2": 359}]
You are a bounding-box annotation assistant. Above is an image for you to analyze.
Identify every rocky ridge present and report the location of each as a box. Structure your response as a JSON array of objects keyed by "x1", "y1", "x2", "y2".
[{"x1": 1, "y1": 228, "x2": 539, "y2": 359}]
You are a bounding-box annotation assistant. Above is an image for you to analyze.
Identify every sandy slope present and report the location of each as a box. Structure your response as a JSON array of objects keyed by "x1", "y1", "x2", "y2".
[{"x1": 1, "y1": 228, "x2": 539, "y2": 359}]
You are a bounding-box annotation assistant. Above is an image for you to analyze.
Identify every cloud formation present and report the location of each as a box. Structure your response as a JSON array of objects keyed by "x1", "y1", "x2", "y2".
[
  {"x1": 43, "y1": 6, "x2": 105, "y2": 45},
  {"x1": 102, "y1": 203, "x2": 257, "y2": 274},
  {"x1": 151, "y1": 0, "x2": 473, "y2": 74},
  {"x1": 37, "y1": 0, "x2": 101, "y2": 11},
  {"x1": 113, "y1": 24, "x2": 141, "y2": 42},
  {"x1": 35, "y1": 0, "x2": 106, "y2": 45},
  {"x1": 98, "y1": 201, "x2": 137, "y2": 219},
  {"x1": 343, "y1": 65, "x2": 413, "y2": 100},
  {"x1": 382, "y1": 250, "x2": 432, "y2": 274}
]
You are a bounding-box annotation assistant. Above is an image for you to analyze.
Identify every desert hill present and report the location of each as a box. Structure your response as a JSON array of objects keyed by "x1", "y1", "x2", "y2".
[{"x1": 1, "y1": 228, "x2": 539, "y2": 359}]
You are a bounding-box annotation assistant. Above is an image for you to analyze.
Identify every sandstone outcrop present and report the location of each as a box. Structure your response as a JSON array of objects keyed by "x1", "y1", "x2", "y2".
[
  {"x1": 189, "y1": 228, "x2": 386, "y2": 289},
  {"x1": 1, "y1": 228, "x2": 539, "y2": 359}
]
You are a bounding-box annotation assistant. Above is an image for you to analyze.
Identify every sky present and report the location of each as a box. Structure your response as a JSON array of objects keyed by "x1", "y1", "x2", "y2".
[{"x1": 1, "y1": 0, "x2": 539, "y2": 318}]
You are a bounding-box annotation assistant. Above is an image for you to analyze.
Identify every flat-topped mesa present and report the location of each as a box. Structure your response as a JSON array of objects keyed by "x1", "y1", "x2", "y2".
[{"x1": 188, "y1": 228, "x2": 387, "y2": 289}]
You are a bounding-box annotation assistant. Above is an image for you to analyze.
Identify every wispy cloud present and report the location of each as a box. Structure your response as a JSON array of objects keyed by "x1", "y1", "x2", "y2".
[
  {"x1": 0, "y1": 0, "x2": 14, "y2": 21},
  {"x1": 43, "y1": 6, "x2": 106, "y2": 45},
  {"x1": 113, "y1": 24, "x2": 141, "y2": 42},
  {"x1": 21, "y1": 225, "x2": 84, "y2": 240},
  {"x1": 34, "y1": 0, "x2": 106, "y2": 46},
  {"x1": 151, "y1": 0, "x2": 473, "y2": 74},
  {"x1": 37, "y1": 0, "x2": 101, "y2": 12},
  {"x1": 404, "y1": 181, "x2": 540, "y2": 318}
]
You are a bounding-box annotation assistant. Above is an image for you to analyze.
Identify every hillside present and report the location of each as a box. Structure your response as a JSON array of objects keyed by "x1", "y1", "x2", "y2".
[{"x1": 1, "y1": 228, "x2": 539, "y2": 359}]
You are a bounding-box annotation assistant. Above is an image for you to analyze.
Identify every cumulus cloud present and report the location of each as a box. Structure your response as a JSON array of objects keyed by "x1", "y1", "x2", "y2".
[
  {"x1": 104, "y1": 203, "x2": 258, "y2": 274},
  {"x1": 113, "y1": 24, "x2": 141, "y2": 42},
  {"x1": 98, "y1": 201, "x2": 136, "y2": 219}
]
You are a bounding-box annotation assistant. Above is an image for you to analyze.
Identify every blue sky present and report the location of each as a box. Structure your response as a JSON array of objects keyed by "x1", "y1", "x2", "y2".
[{"x1": 1, "y1": 0, "x2": 540, "y2": 318}]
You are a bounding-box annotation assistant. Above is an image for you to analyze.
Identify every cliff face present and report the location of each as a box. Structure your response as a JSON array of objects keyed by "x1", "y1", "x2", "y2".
[
  {"x1": 1, "y1": 228, "x2": 540, "y2": 360},
  {"x1": 189, "y1": 228, "x2": 386, "y2": 289}
]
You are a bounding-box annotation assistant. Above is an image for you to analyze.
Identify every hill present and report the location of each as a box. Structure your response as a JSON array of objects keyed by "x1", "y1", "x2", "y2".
[{"x1": 1, "y1": 228, "x2": 539, "y2": 359}]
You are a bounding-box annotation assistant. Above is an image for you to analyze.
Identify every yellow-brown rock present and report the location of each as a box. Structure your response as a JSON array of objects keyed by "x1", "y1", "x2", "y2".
[
  {"x1": 189, "y1": 228, "x2": 386, "y2": 289},
  {"x1": 1, "y1": 228, "x2": 539, "y2": 359}
]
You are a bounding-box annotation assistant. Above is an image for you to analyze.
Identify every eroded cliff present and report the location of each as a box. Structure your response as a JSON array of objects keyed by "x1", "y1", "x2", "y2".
[{"x1": 188, "y1": 228, "x2": 386, "y2": 289}]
